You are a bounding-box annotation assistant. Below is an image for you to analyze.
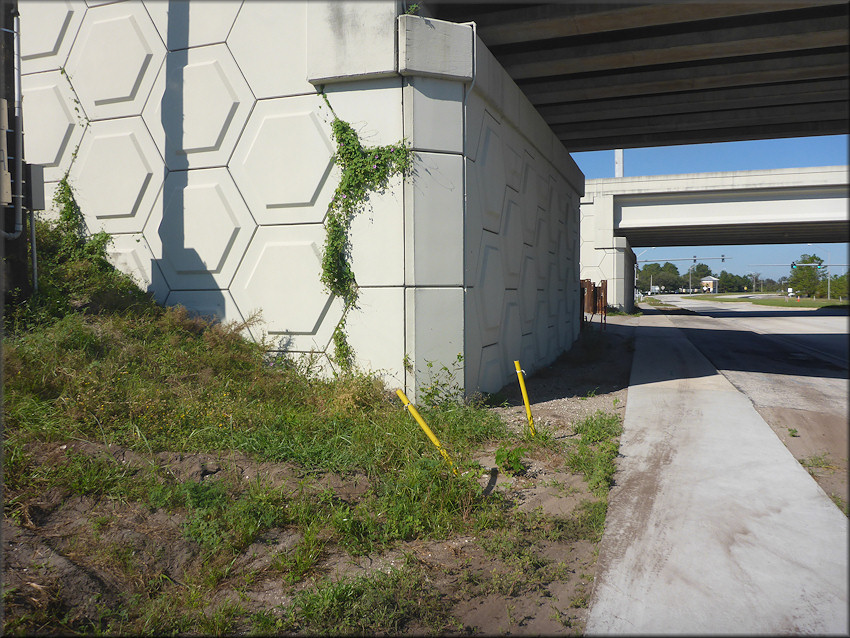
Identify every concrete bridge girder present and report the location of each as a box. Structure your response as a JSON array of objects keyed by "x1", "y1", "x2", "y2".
[{"x1": 580, "y1": 166, "x2": 849, "y2": 312}]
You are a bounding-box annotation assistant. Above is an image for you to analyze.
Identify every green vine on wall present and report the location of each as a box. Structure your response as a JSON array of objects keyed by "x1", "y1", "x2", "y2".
[{"x1": 319, "y1": 92, "x2": 413, "y2": 370}]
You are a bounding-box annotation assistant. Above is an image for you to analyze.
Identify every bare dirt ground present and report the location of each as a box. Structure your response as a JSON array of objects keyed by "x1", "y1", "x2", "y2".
[{"x1": 2, "y1": 319, "x2": 637, "y2": 635}]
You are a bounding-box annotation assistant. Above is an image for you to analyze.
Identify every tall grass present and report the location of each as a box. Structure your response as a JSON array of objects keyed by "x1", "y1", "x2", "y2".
[{"x1": 3, "y1": 179, "x2": 510, "y2": 560}]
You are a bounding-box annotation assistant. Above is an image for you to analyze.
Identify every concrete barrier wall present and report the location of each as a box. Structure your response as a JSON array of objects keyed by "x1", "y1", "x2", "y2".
[
  {"x1": 20, "y1": 1, "x2": 585, "y2": 398},
  {"x1": 459, "y1": 31, "x2": 584, "y2": 393}
]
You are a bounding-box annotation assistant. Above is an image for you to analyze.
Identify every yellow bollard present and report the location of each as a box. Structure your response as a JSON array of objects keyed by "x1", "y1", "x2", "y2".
[
  {"x1": 514, "y1": 361, "x2": 536, "y2": 437},
  {"x1": 396, "y1": 389, "x2": 458, "y2": 475}
]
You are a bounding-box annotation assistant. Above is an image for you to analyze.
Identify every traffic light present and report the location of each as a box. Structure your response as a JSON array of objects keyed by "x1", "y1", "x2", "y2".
[
  {"x1": 817, "y1": 263, "x2": 825, "y2": 269},
  {"x1": 791, "y1": 262, "x2": 796, "y2": 269}
]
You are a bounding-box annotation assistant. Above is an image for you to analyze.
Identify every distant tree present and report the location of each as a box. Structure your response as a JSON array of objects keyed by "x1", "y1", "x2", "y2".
[
  {"x1": 692, "y1": 263, "x2": 713, "y2": 279},
  {"x1": 763, "y1": 277, "x2": 778, "y2": 291},
  {"x1": 788, "y1": 253, "x2": 825, "y2": 297},
  {"x1": 637, "y1": 262, "x2": 680, "y2": 291},
  {"x1": 717, "y1": 270, "x2": 747, "y2": 293},
  {"x1": 817, "y1": 271, "x2": 848, "y2": 299}
]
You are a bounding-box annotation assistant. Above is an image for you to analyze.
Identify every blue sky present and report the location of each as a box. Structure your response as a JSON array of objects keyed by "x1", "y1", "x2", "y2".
[{"x1": 570, "y1": 135, "x2": 849, "y2": 281}]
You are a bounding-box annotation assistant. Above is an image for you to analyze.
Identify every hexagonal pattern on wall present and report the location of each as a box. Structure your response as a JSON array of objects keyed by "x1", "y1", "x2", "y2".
[
  {"x1": 518, "y1": 248, "x2": 536, "y2": 335},
  {"x1": 21, "y1": 0, "x2": 585, "y2": 396},
  {"x1": 227, "y1": 1, "x2": 314, "y2": 99},
  {"x1": 230, "y1": 96, "x2": 335, "y2": 225},
  {"x1": 230, "y1": 225, "x2": 344, "y2": 352},
  {"x1": 520, "y1": 158, "x2": 539, "y2": 245},
  {"x1": 68, "y1": 116, "x2": 164, "y2": 234},
  {"x1": 500, "y1": 198, "x2": 523, "y2": 290},
  {"x1": 65, "y1": 2, "x2": 165, "y2": 120},
  {"x1": 476, "y1": 343, "x2": 505, "y2": 394},
  {"x1": 476, "y1": 116, "x2": 506, "y2": 233},
  {"x1": 500, "y1": 291, "x2": 522, "y2": 372},
  {"x1": 474, "y1": 231, "x2": 505, "y2": 346},
  {"x1": 105, "y1": 232, "x2": 168, "y2": 304},
  {"x1": 20, "y1": 0, "x2": 86, "y2": 74},
  {"x1": 20, "y1": 71, "x2": 86, "y2": 183},
  {"x1": 143, "y1": 167, "x2": 256, "y2": 290},
  {"x1": 143, "y1": 43, "x2": 254, "y2": 169},
  {"x1": 144, "y1": 0, "x2": 242, "y2": 51}
]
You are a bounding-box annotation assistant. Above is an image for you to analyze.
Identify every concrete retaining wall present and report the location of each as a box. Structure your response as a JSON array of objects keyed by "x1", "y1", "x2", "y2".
[{"x1": 20, "y1": 1, "x2": 584, "y2": 398}]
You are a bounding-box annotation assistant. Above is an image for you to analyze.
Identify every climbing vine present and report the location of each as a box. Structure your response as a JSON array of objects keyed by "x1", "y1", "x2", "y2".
[{"x1": 319, "y1": 92, "x2": 413, "y2": 370}]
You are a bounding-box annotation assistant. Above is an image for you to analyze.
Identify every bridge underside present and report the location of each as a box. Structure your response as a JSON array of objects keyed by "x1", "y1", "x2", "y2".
[
  {"x1": 618, "y1": 220, "x2": 849, "y2": 248},
  {"x1": 427, "y1": 1, "x2": 849, "y2": 151}
]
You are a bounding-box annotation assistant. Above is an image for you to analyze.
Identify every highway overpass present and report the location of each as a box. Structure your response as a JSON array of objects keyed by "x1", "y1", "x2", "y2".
[{"x1": 580, "y1": 166, "x2": 849, "y2": 311}]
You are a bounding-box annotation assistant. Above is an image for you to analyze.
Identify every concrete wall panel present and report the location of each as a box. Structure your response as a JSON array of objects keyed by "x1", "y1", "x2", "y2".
[
  {"x1": 306, "y1": 1, "x2": 398, "y2": 83},
  {"x1": 403, "y1": 77, "x2": 463, "y2": 154},
  {"x1": 227, "y1": 1, "x2": 313, "y2": 100},
  {"x1": 405, "y1": 152, "x2": 463, "y2": 286},
  {"x1": 323, "y1": 78, "x2": 404, "y2": 146},
  {"x1": 144, "y1": 0, "x2": 241, "y2": 51},
  {"x1": 19, "y1": 0, "x2": 86, "y2": 74},
  {"x1": 229, "y1": 95, "x2": 335, "y2": 225},
  {"x1": 345, "y1": 287, "x2": 405, "y2": 387},
  {"x1": 406, "y1": 287, "x2": 464, "y2": 394},
  {"x1": 143, "y1": 43, "x2": 254, "y2": 169},
  {"x1": 144, "y1": 168, "x2": 256, "y2": 289},
  {"x1": 349, "y1": 179, "x2": 404, "y2": 287},
  {"x1": 230, "y1": 224, "x2": 344, "y2": 351},
  {"x1": 105, "y1": 232, "x2": 164, "y2": 300},
  {"x1": 20, "y1": 71, "x2": 86, "y2": 183},
  {"x1": 65, "y1": 2, "x2": 165, "y2": 120},
  {"x1": 69, "y1": 116, "x2": 164, "y2": 234}
]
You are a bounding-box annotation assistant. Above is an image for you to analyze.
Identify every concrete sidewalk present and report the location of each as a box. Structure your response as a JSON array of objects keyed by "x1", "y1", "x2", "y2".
[{"x1": 586, "y1": 312, "x2": 848, "y2": 635}]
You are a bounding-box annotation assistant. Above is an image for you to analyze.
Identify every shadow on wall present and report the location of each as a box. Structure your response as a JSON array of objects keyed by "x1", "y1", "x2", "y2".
[{"x1": 150, "y1": 0, "x2": 225, "y2": 320}]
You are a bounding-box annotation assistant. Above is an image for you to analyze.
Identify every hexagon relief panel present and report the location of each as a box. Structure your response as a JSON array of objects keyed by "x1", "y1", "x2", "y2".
[
  {"x1": 499, "y1": 291, "x2": 522, "y2": 373},
  {"x1": 65, "y1": 2, "x2": 165, "y2": 120},
  {"x1": 230, "y1": 225, "x2": 344, "y2": 351},
  {"x1": 520, "y1": 158, "x2": 540, "y2": 246},
  {"x1": 500, "y1": 198, "x2": 523, "y2": 290},
  {"x1": 105, "y1": 233, "x2": 168, "y2": 304},
  {"x1": 476, "y1": 115, "x2": 506, "y2": 233},
  {"x1": 476, "y1": 343, "x2": 505, "y2": 395},
  {"x1": 144, "y1": 168, "x2": 256, "y2": 289},
  {"x1": 68, "y1": 117, "x2": 163, "y2": 234},
  {"x1": 20, "y1": 0, "x2": 86, "y2": 74},
  {"x1": 227, "y1": 1, "x2": 314, "y2": 99},
  {"x1": 144, "y1": 0, "x2": 242, "y2": 50},
  {"x1": 474, "y1": 232, "x2": 505, "y2": 346},
  {"x1": 143, "y1": 43, "x2": 254, "y2": 169},
  {"x1": 518, "y1": 248, "x2": 536, "y2": 335},
  {"x1": 21, "y1": 71, "x2": 86, "y2": 183},
  {"x1": 230, "y1": 96, "x2": 335, "y2": 225}
]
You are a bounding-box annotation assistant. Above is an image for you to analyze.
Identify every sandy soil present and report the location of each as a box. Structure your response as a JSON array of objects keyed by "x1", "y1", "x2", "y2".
[{"x1": 2, "y1": 318, "x2": 636, "y2": 635}]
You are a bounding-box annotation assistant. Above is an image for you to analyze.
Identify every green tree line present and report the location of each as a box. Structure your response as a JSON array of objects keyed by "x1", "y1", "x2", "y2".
[{"x1": 636, "y1": 253, "x2": 848, "y2": 298}]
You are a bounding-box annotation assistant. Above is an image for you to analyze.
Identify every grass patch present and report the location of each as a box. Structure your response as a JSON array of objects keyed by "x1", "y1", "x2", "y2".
[
  {"x1": 278, "y1": 562, "x2": 455, "y2": 635},
  {"x1": 566, "y1": 411, "x2": 622, "y2": 496},
  {"x1": 688, "y1": 294, "x2": 848, "y2": 309}
]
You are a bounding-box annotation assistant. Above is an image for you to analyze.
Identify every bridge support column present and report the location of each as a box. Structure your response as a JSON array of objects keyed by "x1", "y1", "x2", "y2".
[{"x1": 579, "y1": 192, "x2": 635, "y2": 313}]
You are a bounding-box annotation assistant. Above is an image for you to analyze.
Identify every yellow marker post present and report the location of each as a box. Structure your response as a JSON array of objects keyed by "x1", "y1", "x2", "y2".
[
  {"x1": 514, "y1": 360, "x2": 536, "y2": 437},
  {"x1": 396, "y1": 389, "x2": 458, "y2": 475}
]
